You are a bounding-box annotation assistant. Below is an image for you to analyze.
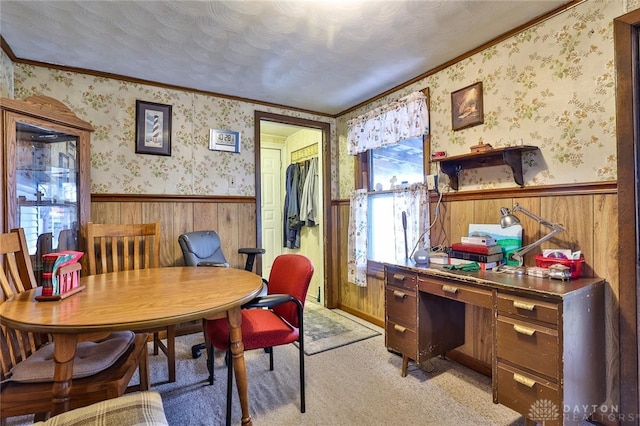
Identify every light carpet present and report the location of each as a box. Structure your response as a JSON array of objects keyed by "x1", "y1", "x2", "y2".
[
  {"x1": 299, "y1": 303, "x2": 380, "y2": 355},
  {"x1": 5, "y1": 309, "x2": 526, "y2": 426}
]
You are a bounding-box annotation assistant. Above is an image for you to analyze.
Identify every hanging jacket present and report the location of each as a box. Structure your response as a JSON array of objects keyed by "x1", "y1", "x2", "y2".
[{"x1": 300, "y1": 157, "x2": 319, "y2": 226}]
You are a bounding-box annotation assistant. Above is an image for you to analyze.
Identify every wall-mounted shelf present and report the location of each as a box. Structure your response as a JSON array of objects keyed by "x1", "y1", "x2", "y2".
[{"x1": 431, "y1": 145, "x2": 538, "y2": 190}]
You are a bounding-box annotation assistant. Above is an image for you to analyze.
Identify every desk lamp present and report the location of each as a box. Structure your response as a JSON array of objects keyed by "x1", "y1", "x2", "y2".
[{"x1": 499, "y1": 203, "x2": 565, "y2": 266}]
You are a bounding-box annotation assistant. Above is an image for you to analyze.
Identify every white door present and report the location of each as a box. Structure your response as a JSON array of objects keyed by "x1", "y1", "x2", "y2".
[{"x1": 260, "y1": 147, "x2": 283, "y2": 279}]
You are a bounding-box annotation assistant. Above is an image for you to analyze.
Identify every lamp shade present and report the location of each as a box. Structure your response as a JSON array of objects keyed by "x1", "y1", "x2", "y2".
[{"x1": 499, "y1": 207, "x2": 520, "y2": 228}]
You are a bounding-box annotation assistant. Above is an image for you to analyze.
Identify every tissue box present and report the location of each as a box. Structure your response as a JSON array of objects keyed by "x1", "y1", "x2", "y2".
[{"x1": 534, "y1": 255, "x2": 584, "y2": 279}]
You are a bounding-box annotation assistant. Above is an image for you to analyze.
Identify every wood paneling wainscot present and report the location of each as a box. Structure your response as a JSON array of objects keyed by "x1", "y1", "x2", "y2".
[{"x1": 91, "y1": 194, "x2": 259, "y2": 270}]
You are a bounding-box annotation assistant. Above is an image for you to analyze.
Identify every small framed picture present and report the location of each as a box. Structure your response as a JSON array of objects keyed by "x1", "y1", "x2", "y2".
[
  {"x1": 209, "y1": 129, "x2": 241, "y2": 153},
  {"x1": 451, "y1": 82, "x2": 484, "y2": 131},
  {"x1": 135, "y1": 100, "x2": 172, "y2": 156}
]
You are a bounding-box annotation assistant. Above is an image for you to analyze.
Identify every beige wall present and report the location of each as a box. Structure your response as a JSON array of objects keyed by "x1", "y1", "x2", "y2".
[{"x1": 0, "y1": 50, "x2": 14, "y2": 99}]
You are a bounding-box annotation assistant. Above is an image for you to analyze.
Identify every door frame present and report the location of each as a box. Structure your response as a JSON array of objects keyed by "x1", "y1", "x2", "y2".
[
  {"x1": 254, "y1": 111, "x2": 334, "y2": 307},
  {"x1": 614, "y1": 8, "x2": 640, "y2": 421}
]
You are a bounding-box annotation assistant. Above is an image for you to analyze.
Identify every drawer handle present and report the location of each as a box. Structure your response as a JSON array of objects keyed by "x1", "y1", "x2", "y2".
[
  {"x1": 442, "y1": 285, "x2": 459, "y2": 294},
  {"x1": 513, "y1": 300, "x2": 536, "y2": 311},
  {"x1": 513, "y1": 324, "x2": 536, "y2": 336},
  {"x1": 393, "y1": 324, "x2": 407, "y2": 333},
  {"x1": 392, "y1": 274, "x2": 406, "y2": 281},
  {"x1": 393, "y1": 290, "x2": 408, "y2": 299},
  {"x1": 513, "y1": 373, "x2": 536, "y2": 388}
]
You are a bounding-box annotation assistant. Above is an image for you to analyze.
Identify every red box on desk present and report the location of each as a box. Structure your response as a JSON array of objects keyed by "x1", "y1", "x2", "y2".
[{"x1": 534, "y1": 255, "x2": 584, "y2": 279}]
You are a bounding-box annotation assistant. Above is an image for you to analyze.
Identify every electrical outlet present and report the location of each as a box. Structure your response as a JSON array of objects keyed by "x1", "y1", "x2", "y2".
[
  {"x1": 228, "y1": 176, "x2": 236, "y2": 188},
  {"x1": 426, "y1": 174, "x2": 438, "y2": 192}
]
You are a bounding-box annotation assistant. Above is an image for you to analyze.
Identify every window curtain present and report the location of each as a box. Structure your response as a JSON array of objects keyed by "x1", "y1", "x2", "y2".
[
  {"x1": 347, "y1": 91, "x2": 429, "y2": 155},
  {"x1": 392, "y1": 183, "x2": 430, "y2": 260},
  {"x1": 347, "y1": 184, "x2": 429, "y2": 287},
  {"x1": 347, "y1": 189, "x2": 368, "y2": 287}
]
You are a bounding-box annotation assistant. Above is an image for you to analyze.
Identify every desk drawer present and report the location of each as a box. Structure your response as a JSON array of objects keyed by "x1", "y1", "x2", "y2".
[
  {"x1": 386, "y1": 267, "x2": 416, "y2": 291},
  {"x1": 418, "y1": 277, "x2": 493, "y2": 309},
  {"x1": 497, "y1": 362, "x2": 560, "y2": 424},
  {"x1": 385, "y1": 320, "x2": 417, "y2": 358},
  {"x1": 496, "y1": 316, "x2": 558, "y2": 379},
  {"x1": 385, "y1": 286, "x2": 416, "y2": 326},
  {"x1": 497, "y1": 293, "x2": 558, "y2": 325}
]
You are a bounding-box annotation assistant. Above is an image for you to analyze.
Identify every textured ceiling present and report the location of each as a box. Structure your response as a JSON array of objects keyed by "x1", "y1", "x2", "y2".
[{"x1": 1, "y1": 1, "x2": 568, "y2": 115}]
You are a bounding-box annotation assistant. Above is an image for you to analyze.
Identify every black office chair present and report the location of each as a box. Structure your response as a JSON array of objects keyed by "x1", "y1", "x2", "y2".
[{"x1": 178, "y1": 230, "x2": 266, "y2": 358}]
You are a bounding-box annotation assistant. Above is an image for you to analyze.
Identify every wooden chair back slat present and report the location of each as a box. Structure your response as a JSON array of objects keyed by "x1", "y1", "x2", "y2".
[
  {"x1": 111, "y1": 237, "x2": 118, "y2": 272},
  {"x1": 86, "y1": 223, "x2": 161, "y2": 275},
  {"x1": 0, "y1": 253, "x2": 17, "y2": 300},
  {"x1": 0, "y1": 228, "x2": 48, "y2": 381}
]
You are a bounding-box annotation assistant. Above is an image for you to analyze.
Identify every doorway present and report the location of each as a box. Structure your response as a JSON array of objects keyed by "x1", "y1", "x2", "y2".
[
  {"x1": 614, "y1": 8, "x2": 639, "y2": 420},
  {"x1": 254, "y1": 111, "x2": 333, "y2": 306}
]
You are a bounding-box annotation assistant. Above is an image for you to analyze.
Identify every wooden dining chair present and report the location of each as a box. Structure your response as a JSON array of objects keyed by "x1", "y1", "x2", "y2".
[
  {"x1": 86, "y1": 221, "x2": 176, "y2": 383},
  {"x1": 0, "y1": 228, "x2": 150, "y2": 422}
]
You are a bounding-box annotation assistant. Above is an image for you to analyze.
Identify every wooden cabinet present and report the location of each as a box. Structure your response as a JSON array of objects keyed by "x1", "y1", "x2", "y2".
[
  {"x1": 1, "y1": 96, "x2": 93, "y2": 282},
  {"x1": 384, "y1": 262, "x2": 605, "y2": 425},
  {"x1": 385, "y1": 266, "x2": 418, "y2": 377},
  {"x1": 495, "y1": 287, "x2": 605, "y2": 425},
  {"x1": 385, "y1": 266, "x2": 465, "y2": 377}
]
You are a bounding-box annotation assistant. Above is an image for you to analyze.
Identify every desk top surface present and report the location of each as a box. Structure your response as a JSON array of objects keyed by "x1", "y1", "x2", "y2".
[
  {"x1": 0, "y1": 266, "x2": 263, "y2": 334},
  {"x1": 386, "y1": 260, "x2": 604, "y2": 299}
]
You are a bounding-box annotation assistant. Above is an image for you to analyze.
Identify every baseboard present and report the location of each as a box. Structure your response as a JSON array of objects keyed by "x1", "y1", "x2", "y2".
[{"x1": 337, "y1": 304, "x2": 384, "y2": 328}]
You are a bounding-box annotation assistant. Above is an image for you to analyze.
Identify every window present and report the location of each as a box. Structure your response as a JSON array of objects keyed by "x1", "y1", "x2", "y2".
[
  {"x1": 369, "y1": 137, "x2": 425, "y2": 191},
  {"x1": 367, "y1": 192, "x2": 394, "y2": 260},
  {"x1": 346, "y1": 90, "x2": 430, "y2": 285},
  {"x1": 358, "y1": 137, "x2": 429, "y2": 262}
]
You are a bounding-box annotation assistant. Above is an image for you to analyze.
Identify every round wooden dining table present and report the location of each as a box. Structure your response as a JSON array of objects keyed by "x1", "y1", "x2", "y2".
[{"x1": 0, "y1": 266, "x2": 263, "y2": 425}]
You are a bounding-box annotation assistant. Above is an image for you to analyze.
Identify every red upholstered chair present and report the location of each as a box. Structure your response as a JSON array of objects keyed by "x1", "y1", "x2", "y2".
[{"x1": 205, "y1": 253, "x2": 314, "y2": 426}]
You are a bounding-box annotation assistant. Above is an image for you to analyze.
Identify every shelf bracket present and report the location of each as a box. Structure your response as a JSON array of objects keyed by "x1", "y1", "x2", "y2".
[{"x1": 503, "y1": 150, "x2": 526, "y2": 187}]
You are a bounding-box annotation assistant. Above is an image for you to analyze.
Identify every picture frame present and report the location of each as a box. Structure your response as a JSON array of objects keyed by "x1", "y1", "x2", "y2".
[
  {"x1": 135, "y1": 100, "x2": 172, "y2": 156},
  {"x1": 209, "y1": 129, "x2": 241, "y2": 153},
  {"x1": 451, "y1": 82, "x2": 484, "y2": 131}
]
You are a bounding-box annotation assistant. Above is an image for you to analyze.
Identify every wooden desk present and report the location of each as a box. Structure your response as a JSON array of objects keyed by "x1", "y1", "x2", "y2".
[
  {"x1": 384, "y1": 261, "x2": 605, "y2": 426},
  {"x1": 0, "y1": 266, "x2": 262, "y2": 425}
]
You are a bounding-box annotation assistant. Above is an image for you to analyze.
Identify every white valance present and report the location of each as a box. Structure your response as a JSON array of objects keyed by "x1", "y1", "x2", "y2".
[{"x1": 347, "y1": 91, "x2": 429, "y2": 156}]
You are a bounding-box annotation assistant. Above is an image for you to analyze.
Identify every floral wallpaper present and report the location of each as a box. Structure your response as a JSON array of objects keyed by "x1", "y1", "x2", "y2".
[
  {"x1": 12, "y1": 66, "x2": 337, "y2": 197},
  {"x1": 0, "y1": 49, "x2": 14, "y2": 99},
  {"x1": 338, "y1": 0, "x2": 630, "y2": 198}
]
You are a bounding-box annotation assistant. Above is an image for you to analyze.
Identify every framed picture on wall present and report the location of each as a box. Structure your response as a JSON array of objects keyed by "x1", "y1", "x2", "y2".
[
  {"x1": 451, "y1": 82, "x2": 484, "y2": 131},
  {"x1": 135, "y1": 100, "x2": 172, "y2": 156}
]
